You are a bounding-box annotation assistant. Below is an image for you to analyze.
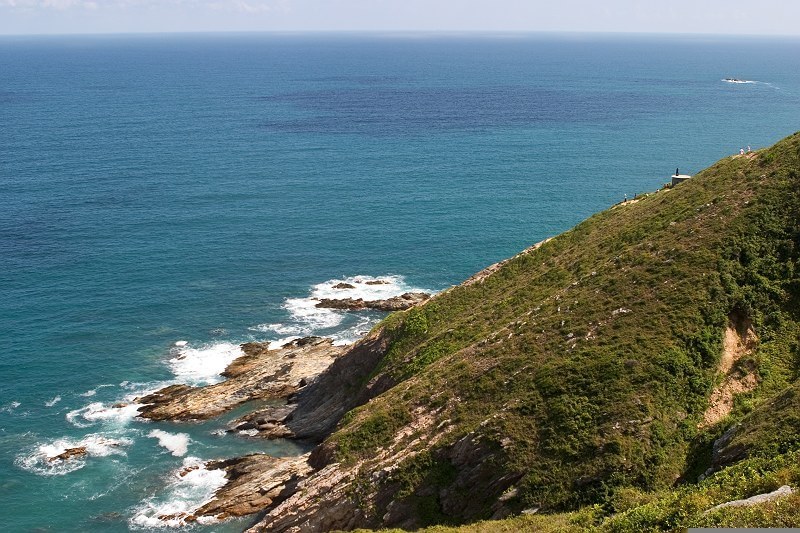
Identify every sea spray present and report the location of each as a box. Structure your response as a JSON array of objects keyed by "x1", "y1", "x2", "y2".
[
  {"x1": 254, "y1": 274, "x2": 434, "y2": 345},
  {"x1": 167, "y1": 342, "x2": 244, "y2": 386},
  {"x1": 148, "y1": 429, "x2": 190, "y2": 457},
  {"x1": 129, "y1": 457, "x2": 227, "y2": 529}
]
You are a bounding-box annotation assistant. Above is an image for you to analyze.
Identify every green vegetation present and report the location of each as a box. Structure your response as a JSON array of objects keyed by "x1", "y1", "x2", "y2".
[
  {"x1": 365, "y1": 447, "x2": 800, "y2": 532},
  {"x1": 330, "y1": 132, "x2": 800, "y2": 530},
  {"x1": 334, "y1": 404, "x2": 412, "y2": 462}
]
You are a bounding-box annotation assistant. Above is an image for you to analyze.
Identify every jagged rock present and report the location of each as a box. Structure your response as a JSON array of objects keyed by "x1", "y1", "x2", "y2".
[
  {"x1": 332, "y1": 283, "x2": 356, "y2": 289},
  {"x1": 364, "y1": 279, "x2": 389, "y2": 285},
  {"x1": 231, "y1": 327, "x2": 396, "y2": 444},
  {"x1": 48, "y1": 447, "x2": 87, "y2": 462},
  {"x1": 315, "y1": 292, "x2": 430, "y2": 312},
  {"x1": 197, "y1": 454, "x2": 312, "y2": 520},
  {"x1": 179, "y1": 465, "x2": 200, "y2": 477},
  {"x1": 246, "y1": 464, "x2": 364, "y2": 532},
  {"x1": 136, "y1": 337, "x2": 344, "y2": 421}
]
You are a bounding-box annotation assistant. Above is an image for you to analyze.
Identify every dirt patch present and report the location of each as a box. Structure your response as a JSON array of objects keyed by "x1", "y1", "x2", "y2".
[
  {"x1": 612, "y1": 197, "x2": 643, "y2": 209},
  {"x1": 700, "y1": 315, "x2": 759, "y2": 428}
]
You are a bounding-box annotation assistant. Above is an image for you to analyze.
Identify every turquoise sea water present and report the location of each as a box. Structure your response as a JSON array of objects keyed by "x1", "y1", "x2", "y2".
[{"x1": 1, "y1": 33, "x2": 799, "y2": 531}]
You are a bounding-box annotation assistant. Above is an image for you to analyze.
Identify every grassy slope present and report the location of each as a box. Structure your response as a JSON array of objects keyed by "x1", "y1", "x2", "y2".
[{"x1": 328, "y1": 132, "x2": 800, "y2": 529}]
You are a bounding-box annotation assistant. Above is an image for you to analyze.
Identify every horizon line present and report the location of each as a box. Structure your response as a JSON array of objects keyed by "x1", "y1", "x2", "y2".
[{"x1": 1, "y1": 29, "x2": 800, "y2": 39}]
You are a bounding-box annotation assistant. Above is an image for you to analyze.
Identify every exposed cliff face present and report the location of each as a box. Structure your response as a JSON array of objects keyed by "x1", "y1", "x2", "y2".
[
  {"x1": 197, "y1": 454, "x2": 311, "y2": 520},
  {"x1": 231, "y1": 325, "x2": 399, "y2": 443}
]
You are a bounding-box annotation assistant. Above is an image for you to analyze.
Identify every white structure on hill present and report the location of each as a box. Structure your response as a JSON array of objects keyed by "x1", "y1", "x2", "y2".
[{"x1": 671, "y1": 169, "x2": 691, "y2": 186}]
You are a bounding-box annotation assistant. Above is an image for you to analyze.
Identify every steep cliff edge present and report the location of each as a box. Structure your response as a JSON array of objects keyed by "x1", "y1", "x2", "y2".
[{"x1": 248, "y1": 132, "x2": 800, "y2": 531}]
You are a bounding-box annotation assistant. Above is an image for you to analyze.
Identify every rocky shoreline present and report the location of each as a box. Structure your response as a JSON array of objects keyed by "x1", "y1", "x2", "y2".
[
  {"x1": 135, "y1": 336, "x2": 345, "y2": 422},
  {"x1": 122, "y1": 287, "x2": 430, "y2": 529},
  {"x1": 315, "y1": 291, "x2": 430, "y2": 312},
  {"x1": 131, "y1": 327, "x2": 398, "y2": 528}
]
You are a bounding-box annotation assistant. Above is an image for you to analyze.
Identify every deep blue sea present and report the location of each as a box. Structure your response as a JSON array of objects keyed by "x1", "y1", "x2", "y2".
[{"x1": 1, "y1": 32, "x2": 799, "y2": 531}]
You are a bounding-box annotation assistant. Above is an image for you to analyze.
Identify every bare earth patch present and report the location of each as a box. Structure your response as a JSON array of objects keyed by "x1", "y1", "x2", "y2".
[{"x1": 700, "y1": 316, "x2": 759, "y2": 428}]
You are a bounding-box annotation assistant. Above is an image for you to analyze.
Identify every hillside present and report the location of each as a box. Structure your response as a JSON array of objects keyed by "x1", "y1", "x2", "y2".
[
  {"x1": 244, "y1": 132, "x2": 800, "y2": 531},
  {"x1": 239, "y1": 131, "x2": 800, "y2": 532},
  {"x1": 222, "y1": 132, "x2": 800, "y2": 531}
]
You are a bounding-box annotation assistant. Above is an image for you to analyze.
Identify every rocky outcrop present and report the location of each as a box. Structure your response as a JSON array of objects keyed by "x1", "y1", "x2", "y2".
[
  {"x1": 247, "y1": 464, "x2": 363, "y2": 533},
  {"x1": 248, "y1": 425, "x2": 522, "y2": 533},
  {"x1": 230, "y1": 327, "x2": 397, "y2": 442},
  {"x1": 48, "y1": 447, "x2": 88, "y2": 462},
  {"x1": 315, "y1": 292, "x2": 430, "y2": 312},
  {"x1": 196, "y1": 454, "x2": 312, "y2": 520},
  {"x1": 136, "y1": 337, "x2": 344, "y2": 421}
]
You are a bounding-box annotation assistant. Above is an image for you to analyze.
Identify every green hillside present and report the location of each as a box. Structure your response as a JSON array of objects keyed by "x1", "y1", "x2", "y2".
[{"x1": 282, "y1": 132, "x2": 800, "y2": 531}]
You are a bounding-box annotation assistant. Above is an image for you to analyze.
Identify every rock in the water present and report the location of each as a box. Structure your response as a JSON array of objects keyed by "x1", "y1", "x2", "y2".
[
  {"x1": 49, "y1": 447, "x2": 88, "y2": 462},
  {"x1": 332, "y1": 283, "x2": 356, "y2": 289},
  {"x1": 229, "y1": 326, "x2": 396, "y2": 443},
  {"x1": 315, "y1": 297, "x2": 366, "y2": 310},
  {"x1": 315, "y1": 292, "x2": 430, "y2": 312},
  {"x1": 364, "y1": 279, "x2": 389, "y2": 285}
]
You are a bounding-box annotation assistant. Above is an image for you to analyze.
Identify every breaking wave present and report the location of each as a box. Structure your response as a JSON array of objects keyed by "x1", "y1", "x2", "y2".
[
  {"x1": 129, "y1": 457, "x2": 227, "y2": 529},
  {"x1": 16, "y1": 434, "x2": 133, "y2": 476}
]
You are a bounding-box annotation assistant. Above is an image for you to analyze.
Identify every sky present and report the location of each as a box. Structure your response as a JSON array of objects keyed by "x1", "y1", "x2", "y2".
[{"x1": 0, "y1": 0, "x2": 799, "y2": 36}]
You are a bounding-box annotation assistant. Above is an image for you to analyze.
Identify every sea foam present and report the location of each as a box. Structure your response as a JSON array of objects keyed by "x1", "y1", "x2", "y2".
[
  {"x1": 129, "y1": 457, "x2": 227, "y2": 529},
  {"x1": 168, "y1": 342, "x2": 244, "y2": 386},
  {"x1": 254, "y1": 274, "x2": 433, "y2": 345},
  {"x1": 148, "y1": 429, "x2": 190, "y2": 457},
  {"x1": 16, "y1": 434, "x2": 133, "y2": 476},
  {"x1": 44, "y1": 395, "x2": 62, "y2": 407},
  {"x1": 1, "y1": 401, "x2": 22, "y2": 414},
  {"x1": 67, "y1": 401, "x2": 141, "y2": 428}
]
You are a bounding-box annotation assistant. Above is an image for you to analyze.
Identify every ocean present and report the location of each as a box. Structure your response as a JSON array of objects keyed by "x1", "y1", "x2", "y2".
[{"x1": 1, "y1": 32, "x2": 798, "y2": 531}]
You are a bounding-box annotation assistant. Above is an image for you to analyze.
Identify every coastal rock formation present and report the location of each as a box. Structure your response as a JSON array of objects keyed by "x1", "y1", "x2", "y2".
[
  {"x1": 315, "y1": 292, "x2": 430, "y2": 312},
  {"x1": 230, "y1": 326, "x2": 396, "y2": 441},
  {"x1": 247, "y1": 464, "x2": 361, "y2": 532},
  {"x1": 48, "y1": 446, "x2": 88, "y2": 462},
  {"x1": 136, "y1": 337, "x2": 344, "y2": 421},
  {"x1": 196, "y1": 454, "x2": 312, "y2": 520},
  {"x1": 141, "y1": 328, "x2": 401, "y2": 525}
]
